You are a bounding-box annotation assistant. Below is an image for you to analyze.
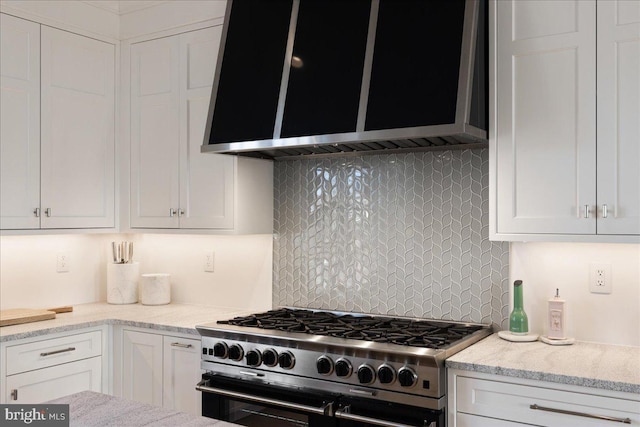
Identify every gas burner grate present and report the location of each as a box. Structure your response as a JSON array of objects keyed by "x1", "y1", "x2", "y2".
[{"x1": 218, "y1": 308, "x2": 485, "y2": 350}]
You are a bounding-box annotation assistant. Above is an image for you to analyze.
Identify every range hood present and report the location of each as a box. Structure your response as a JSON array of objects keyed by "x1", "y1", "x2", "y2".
[{"x1": 202, "y1": 0, "x2": 487, "y2": 160}]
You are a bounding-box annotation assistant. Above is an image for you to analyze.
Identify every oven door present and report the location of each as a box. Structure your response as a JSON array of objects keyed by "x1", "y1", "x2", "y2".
[
  {"x1": 334, "y1": 396, "x2": 443, "y2": 427},
  {"x1": 198, "y1": 373, "x2": 338, "y2": 427}
]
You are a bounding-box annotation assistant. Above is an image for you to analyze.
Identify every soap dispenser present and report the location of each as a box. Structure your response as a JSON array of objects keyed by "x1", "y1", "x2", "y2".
[{"x1": 547, "y1": 288, "x2": 566, "y2": 340}]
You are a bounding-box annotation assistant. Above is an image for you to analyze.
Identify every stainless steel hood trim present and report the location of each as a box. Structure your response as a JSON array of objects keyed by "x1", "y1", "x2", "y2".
[
  {"x1": 273, "y1": 0, "x2": 300, "y2": 139},
  {"x1": 202, "y1": 0, "x2": 487, "y2": 159},
  {"x1": 356, "y1": 0, "x2": 379, "y2": 132},
  {"x1": 455, "y1": 0, "x2": 480, "y2": 127},
  {"x1": 202, "y1": 123, "x2": 486, "y2": 154}
]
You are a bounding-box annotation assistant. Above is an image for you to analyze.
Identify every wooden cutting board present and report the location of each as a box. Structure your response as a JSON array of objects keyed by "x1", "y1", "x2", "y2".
[{"x1": 0, "y1": 308, "x2": 56, "y2": 327}]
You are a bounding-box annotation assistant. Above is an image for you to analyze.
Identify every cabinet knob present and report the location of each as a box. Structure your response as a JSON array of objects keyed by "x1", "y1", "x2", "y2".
[
  {"x1": 602, "y1": 204, "x2": 608, "y2": 219},
  {"x1": 583, "y1": 205, "x2": 590, "y2": 219},
  {"x1": 178, "y1": 209, "x2": 185, "y2": 217},
  {"x1": 45, "y1": 208, "x2": 52, "y2": 217},
  {"x1": 10, "y1": 389, "x2": 18, "y2": 401},
  {"x1": 169, "y1": 208, "x2": 177, "y2": 217},
  {"x1": 33, "y1": 208, "x2": 40, "y2": 218}
]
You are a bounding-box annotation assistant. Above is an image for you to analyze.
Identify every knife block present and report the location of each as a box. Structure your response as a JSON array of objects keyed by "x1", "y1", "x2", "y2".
[{"x1": 107, "y1": 262, "x2": 139, "y2": 304}]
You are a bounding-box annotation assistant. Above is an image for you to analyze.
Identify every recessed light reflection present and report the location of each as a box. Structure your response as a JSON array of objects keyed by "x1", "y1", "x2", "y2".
[{"x1": 291, "y1": 55, "x2": 304, "y2": 68}]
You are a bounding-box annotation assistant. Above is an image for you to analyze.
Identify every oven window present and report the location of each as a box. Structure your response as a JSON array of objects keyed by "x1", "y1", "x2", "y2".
[
  {"x1": 226, "y1": 400, "x2": 310, "y2": 426},
  {"x1": 201, "y1": 374, "x2": 338, "y2": 427}
]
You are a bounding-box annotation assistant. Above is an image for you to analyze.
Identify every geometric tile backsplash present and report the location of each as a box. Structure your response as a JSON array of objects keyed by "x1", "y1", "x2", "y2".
[{"x1": 273, "y1": 149, "x2": 510, "y2": 329}]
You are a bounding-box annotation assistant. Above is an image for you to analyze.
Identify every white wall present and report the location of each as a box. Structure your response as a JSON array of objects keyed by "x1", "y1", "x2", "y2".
[
  {"x1": 0, "y1": 233, "x2": 272, "y2": 311},
  {"x1": 510, "y1": 242, "x2": 640, "y2": 346},
  {"x1": 131, "y1": 233, "x2": 272, "y2": 310}
]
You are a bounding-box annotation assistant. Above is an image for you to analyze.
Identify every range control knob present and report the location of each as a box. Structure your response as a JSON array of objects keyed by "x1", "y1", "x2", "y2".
[
  {"x1": 377, "y1": 364, "x2": 396, "y2": 384},
  {"x1": 262, "y1": 348, "x2": 278, "y2": 367},
  {"x1": 246, "y1": 349, "x2": 262, "y2": 367},
  {"x1": 316, "y1": 355, "x2": 334, "y2": 375},
  {"x1": 213, "y1": 342, "x2": 228, "y2": 358},
  {"x1": 398, "y1": 367, "x2": 418, "y2": 388},
  {"x1": 228, "y1": 344, "x2": 244, "y2": 361},
  {"x1": 278, "y1": 351, "x2": 296, "y2": 370},
  {"x1": 334, "y1": 359, "x2": 353, "y2": 378},
  {"x1": 357, "y1": 364, "x2": 376, "y2": 384}
]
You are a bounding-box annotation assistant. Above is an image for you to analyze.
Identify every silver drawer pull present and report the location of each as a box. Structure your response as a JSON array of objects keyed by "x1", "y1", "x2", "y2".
[
  {"x1": 40, "y1": 347, "x2": 76, "y2": 357},
  {"x1": 335, "y1": 406, "x2": 430, "y2": 427},
  {"x1": 170, "y1": 342, "x2": 193, "y2": 348},
  {"x1": 530, "y1": 404, "x2": 631, "y2": 424},
  {"x1": 196, "y1": 380, "x2": 333, "y2": 416}
]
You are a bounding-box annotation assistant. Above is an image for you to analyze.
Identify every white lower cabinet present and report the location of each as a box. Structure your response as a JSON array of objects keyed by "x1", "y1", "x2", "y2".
[
  {"x1": 449, "y1": 370, "x2": 640, "y2": 426},
  {"x1": 116, "y1": 327, "x2": 202, "y2": 415},
  {"x1": 2, "y1": 328, "x2": 105, "y2": 404},
  {"x1": 6, "y1": 358, "x2": 102, "y2": 404}
]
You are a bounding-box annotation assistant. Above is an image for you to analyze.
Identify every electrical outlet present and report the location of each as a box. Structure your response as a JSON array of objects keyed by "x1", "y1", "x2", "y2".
[
  {"x1": 204, "y1": 251, "x2": 215, "y2": 272},
  {"x1": 589, "y1": 263, "x2": 611, "y2": 294},
  {"x1": 57, "y1": 253, "x2": 70, "y2": 273}
]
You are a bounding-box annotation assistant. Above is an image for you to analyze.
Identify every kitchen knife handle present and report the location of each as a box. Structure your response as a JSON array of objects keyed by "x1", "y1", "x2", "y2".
[
  {"x1": 40, "y1": 347, "x2": 76, "y2": 357},
  {"x1": 530, "y1": 404, "x2": 631, "y2": 424}
]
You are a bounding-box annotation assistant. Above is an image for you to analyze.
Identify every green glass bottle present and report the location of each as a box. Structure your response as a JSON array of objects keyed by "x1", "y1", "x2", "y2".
[{"x1": 509, "y1": 280, "x2": 529, "y2": 334}]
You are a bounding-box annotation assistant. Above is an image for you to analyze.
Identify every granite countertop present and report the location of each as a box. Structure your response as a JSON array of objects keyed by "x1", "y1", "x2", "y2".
[
  {"x1": 446, "y1": 333, "x2": 640, "y2": 394},
  {"x1": 48, "y1": 390, "x2": 239, "y2": 426},
  {"x1": 0, "y1": 302, "x2": 253, "y2": 343}
]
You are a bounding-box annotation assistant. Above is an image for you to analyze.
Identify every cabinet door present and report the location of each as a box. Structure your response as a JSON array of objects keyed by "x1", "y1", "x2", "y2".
[
  {"x1": 596, "y1": 0, "x2": 640, "y2": 235},
  {"x1": 178, "y1": 26, "x2": 235, "y2": 229},
  {"x1": 162, "y1": 336, "x2": 201, "y2": 415},
  {"x1": 40, "y1": 26, "x2": 115, "y2": 229},
  {"x1": 0, "y1": 14, "x2": 40, "y2": 230},
  {"x1": 130, "y1": 36, "x2": 181, "y2": 228},
  {"x1": 122, "y1": 330, "x2": 163, "y2": 406},
  {"x1": 493, "y1": 0, "x2": 597, "y2": 235},
  {"x1": 5, "y1": 357, "x2": 101, "y2": 404}
]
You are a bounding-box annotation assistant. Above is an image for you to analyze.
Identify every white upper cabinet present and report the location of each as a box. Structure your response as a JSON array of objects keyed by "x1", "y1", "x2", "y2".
[
  {"x1": 0, "y1": 14, "x2": 40, "y2": 230},
  {"x1": 40, "y1": 26, "x2": 116, "y2": 229},
  {"x1": 491, "y1": 0, "x2": 640, "y2": 241},
  {"x1": 1, "y1": 14, "x2": 116, "y2": 230},
  {"x1": 130, "y1": 26, "x2": 272, "y2": 232},
  {"x1": 596, "y1": 1, "x2": 640, "y2": 235}
]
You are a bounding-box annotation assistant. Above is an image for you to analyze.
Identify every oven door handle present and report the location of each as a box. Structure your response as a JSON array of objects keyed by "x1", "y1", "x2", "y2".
[
  {"x1": 334, "y1": 406, "x2": 435, "y2": 427},
  {"x1": 196, "y1": 380, "x2": 333, "y2": 416}
]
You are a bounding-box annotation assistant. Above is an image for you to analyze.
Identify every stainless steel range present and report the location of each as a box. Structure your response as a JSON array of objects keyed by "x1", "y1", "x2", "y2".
[{"x1": 196, "y1": 308, "x2": 491, "y2": 427}]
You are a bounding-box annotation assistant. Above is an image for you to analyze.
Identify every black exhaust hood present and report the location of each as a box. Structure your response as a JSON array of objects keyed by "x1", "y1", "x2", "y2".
[{"x1": 202, "y1": 0, "x2": 487, "y2": 160}]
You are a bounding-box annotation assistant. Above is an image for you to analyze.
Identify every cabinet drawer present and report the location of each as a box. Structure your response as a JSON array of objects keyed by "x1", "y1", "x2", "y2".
[
  {"x1": 457, "y1": 376, "x2": 640, "y2": 426},
  {"x1": 5, "y1": 356, "x2": 101, "y2": 404},
  {"x1": 6, "y1": 331, "x2": 102, "y2": 375}
]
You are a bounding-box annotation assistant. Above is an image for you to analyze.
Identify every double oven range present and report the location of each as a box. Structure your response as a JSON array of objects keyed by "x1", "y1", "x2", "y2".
[{"x1": 196, "y1": 308, "x2": 491, "y2": 427}]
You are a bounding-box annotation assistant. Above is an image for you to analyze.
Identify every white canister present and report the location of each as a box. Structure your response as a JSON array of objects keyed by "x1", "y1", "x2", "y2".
[
  {"x1": 107, "y1": 262, "x2": 139, "y2": 304},
  {"x1": 140, "y1": 273, "x2": 171, "y2": 305}
]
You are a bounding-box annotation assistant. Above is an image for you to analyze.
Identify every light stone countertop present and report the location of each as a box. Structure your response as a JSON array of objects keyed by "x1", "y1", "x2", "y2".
[
  {"x1": 446, "y1": 333, "x2": 640, "y2": 394},
  {"x1": 0, "y1": 302, "x2": 253, "y2": 343},
  {"x1": 47, "y1": 390, "x2": 239, "y2": 426}
]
